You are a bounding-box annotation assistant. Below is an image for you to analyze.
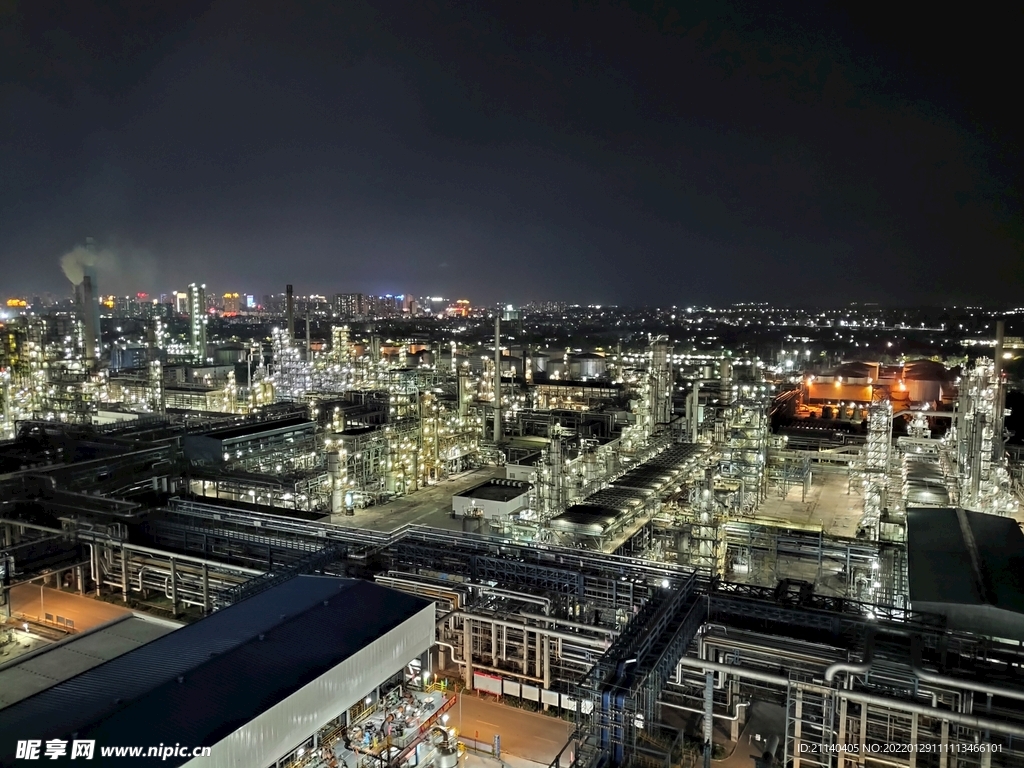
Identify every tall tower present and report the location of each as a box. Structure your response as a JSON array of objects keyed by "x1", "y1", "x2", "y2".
[
  {"x1": 648, "y1": 335, "x2": 673, "y2": 431},
  {"x1": 286, "y1": 284, "x2": 295, "y2": 339},
  {"x1": 188, "y1": 283, "x2": 207, "y2": 361},
  {"x1": 80, "y1": 238, "x2": 101, "y2": 365}
]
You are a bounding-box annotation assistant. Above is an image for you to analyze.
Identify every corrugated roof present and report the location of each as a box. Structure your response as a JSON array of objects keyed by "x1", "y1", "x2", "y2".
[
  {"x1": 0, "y1": 576, "x2": 431, "y2": 766},
  {"x1": 0, "y1": 616, "x2": 176, "y2": 710},
  {"x1": 907, "y1": 508, "x2": 1024, "y2": 612},
  {"x1": 907, "y1": 508, "x2": 982, "y2": 606}
]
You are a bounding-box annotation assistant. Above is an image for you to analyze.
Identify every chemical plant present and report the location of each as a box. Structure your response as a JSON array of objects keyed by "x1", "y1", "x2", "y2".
[{"x1": 3, "y1": 273, "x2": 1024, "y2": 768}]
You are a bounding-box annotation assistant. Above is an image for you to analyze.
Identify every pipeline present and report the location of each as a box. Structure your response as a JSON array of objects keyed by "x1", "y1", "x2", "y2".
[
  {"x1": 659, "y1": 699, "x2": 750, "y2": 722},
  {"x1": 673, "y1": 656, "x2": 1024, "y2": 739},
  {"x1": 519, "y1": 611, "x2": 619, "y2": 637},
  {"x1": 440, "y1": 610, "x2": 611, "y2": 650}
]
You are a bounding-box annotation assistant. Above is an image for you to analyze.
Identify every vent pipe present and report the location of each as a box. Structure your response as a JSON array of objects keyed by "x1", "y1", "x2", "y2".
[
  {"x1": 81, "y1": 273, "x2": 97, "y2": 364},
  {"x1": 286, "y1": 284, "x2": 295, "y2": 339}
]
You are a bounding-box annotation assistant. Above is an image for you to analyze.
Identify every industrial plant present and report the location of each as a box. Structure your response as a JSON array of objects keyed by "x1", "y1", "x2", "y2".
[{"x1": 2, "y1": 276, "x2": 1024, "y2": 768}]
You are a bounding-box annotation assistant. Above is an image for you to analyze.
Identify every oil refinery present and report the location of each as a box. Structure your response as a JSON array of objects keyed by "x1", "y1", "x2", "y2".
[{"x1": 2, "y1": 283, "x2": 1024, "y2": 768}]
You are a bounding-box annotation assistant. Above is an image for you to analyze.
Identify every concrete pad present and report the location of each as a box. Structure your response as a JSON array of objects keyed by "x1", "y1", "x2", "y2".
[{"x1": 756, "y1": 472, "x2": 862, "y2": 538}]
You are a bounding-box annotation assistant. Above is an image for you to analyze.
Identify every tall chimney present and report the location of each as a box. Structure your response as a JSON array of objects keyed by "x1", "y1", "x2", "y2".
[
  {"x1": 81, "y1": 274, "x2": 97, "y2": 364},
  {"x1": 493, "y1": 311, "x2": 502, "y2": 443},
  {"x1": 993, "y1": 319, "x2": 1006, "y2": 461},
  {"x1": 286, "y1": 284, "x2": 295, "y2": 339},
  {"x1": 994, "y1": 319, "x2": 1006, "y2": 381}
]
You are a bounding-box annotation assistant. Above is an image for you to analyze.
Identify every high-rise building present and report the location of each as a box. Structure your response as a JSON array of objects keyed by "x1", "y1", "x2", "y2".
[
  {"x1": 223, "y1": 293, "x2": 241, "y2": 314},
  {"x1": 188, "y1": 283, "x2": 207, "y2": 361},
  {"x1": 334, "y1": 293, "x2": 367, "y2": 319},
  {"x1": 173, "y1": 291, "x2": 189, "y2": 315}
]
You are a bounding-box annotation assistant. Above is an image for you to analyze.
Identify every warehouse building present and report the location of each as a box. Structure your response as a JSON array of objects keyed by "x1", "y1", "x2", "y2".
[
  {"x1": 182, "y1": 416, "x2": 317, "y2": 465},
  {"x1": 452, "y1": 478, "x2": 531, "y2": 520},
  {"x1": 0, "y1": 575, "x2": 434, "y2": 767}
]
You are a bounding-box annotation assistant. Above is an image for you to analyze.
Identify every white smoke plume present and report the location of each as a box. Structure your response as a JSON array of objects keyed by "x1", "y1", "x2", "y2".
[
  {"x1": 60, "y1": 244, "x2": 116, "y2": 286},
  {"x1": 59, "y1": 239, "x2": 159, "y2": 293}
]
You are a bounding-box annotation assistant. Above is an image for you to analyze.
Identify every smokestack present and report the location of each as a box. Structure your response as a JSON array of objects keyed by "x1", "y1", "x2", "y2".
[
  {"x1": 994, "y1": 319, "x2": 1006, "y2": 381},
  {"x1": 305, "y1": 310, "x2": 311, "y2": 360},
  {"x1": 993, "y1": 319, "x2": 1006, "y2": 461},
  {"x1": 493, "y1": 312, "x2": 502, "y2": 443},
  {"x1": 81, "y1": 273, "x2": 97, "y2": 364},
  {"x1": 286, "y1": 284, "x2": 295, "y2": 339}
]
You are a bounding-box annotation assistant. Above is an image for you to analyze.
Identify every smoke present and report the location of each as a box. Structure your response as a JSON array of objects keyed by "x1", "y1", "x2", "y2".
[
  {"x1": 59, "y1": 240, "x2": 160, "y2": 293},
  {"x1": 60, "y1": 245, "x2": 116, "y2": 286}
]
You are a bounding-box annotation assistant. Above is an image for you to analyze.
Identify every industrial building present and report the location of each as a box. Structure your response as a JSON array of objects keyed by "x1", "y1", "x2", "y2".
[
  {"x1": 2, "y1": 291, "x2": 1024, "y2": 767},
  {"x1": 451, "y1": 478, "x2": 531, "y2": 519},
  {"x1": 0, "y1": 575, "x2": 435, "y2": 768}
]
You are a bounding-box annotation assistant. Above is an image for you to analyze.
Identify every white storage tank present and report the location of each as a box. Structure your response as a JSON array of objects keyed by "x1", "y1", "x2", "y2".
[{"x1": 569, "y1": 352, "x2": 607, "y2": 379}]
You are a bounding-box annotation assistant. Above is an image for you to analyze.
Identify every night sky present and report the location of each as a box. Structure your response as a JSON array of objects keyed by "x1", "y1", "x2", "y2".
[{"x1": 1, "y1": 1, "x2": 1021, "y2": 305}]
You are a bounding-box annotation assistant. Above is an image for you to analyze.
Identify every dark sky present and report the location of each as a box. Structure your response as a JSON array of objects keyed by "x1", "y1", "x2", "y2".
[{"x1": 1, "y1": 1, "x2": 1021, "y2": 305}]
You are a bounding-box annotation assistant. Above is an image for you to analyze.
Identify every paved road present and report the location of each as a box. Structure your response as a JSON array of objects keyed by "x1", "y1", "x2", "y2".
[
  {"x1": 10, "y1": 585, "x2": 130, "y2": 632},
  {"x1": 327, "y1": 468, "x2": 499, "y2": 532},
  {"x1": 455, "y1": 694, "x2": 573, "y2": 764}
]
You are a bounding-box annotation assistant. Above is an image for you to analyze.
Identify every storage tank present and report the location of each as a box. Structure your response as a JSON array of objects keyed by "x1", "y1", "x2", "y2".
[
  {"x1": 568, "y1": 352, "x2": 607, "y2": 379},
  {"x1": 531, "y1": 351, "x2": 549, "y2": 373},
  {"x1": 410, "y1": 349, "x2": 434, "y2": 366},
  {"x1": 903, "y1": 360, "x2": 949, "y2": 404}
]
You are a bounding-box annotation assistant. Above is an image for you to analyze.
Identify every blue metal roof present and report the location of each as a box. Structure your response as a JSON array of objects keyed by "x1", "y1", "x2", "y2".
[{"x1": 0, "y1": 576, "x2": 431, "y2": 766}]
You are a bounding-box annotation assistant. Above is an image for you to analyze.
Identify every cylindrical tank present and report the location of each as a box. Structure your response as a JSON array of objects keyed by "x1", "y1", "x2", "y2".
[
  {"x1": 568, "y1": 353, "x2": 607, "y2": 379},
  {"x1": 532, "y1": 351, "x2": 549, "y2": 373},
  {"x1": 547, "y1": 359, "x2": 565, "y2": 379},
  {"x1": 328, "y1": 450, "x2": 343, "y2": 513},
  {"x1": 435, "y1": 746, "x2": 458, "y2": 768}
]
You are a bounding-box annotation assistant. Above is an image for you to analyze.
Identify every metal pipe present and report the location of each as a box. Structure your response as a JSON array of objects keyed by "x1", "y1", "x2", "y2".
[
  {"x1": 480, "y1": 587, "x2": 550, "y2": 611},
  {"x1": 659, "y1": 699, "x2": 749, "y2": 722},
  {"x1": 674, "y1": 656, "x2": 1024, "y2": 739},
  {"x1": 119, "y1": 542, "x2": 264, "y2": 575},
  {"x1": 825, "y1": 636, "x2": 876, "y2": 682},
  {"x1": 440, "y1": 611, "x2": 610, "y2": 649},
  {"x1": 375, "y1": 575, "x2": 463, "y2": 610},
  {"x1": 912, "y1": 663, "x2": 1024, "y2": 704},
  {"x1": 519, "y1": 611, "x2": 618, "y2": 636}
]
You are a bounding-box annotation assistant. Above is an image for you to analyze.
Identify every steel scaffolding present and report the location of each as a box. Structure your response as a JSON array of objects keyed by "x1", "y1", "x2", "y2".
[
  {"x1": 856, "y1": 394, "x2": 892, "y2": 537},
  {"x1": 718, "y1": 384, "x2": 771, "y2": 512}
]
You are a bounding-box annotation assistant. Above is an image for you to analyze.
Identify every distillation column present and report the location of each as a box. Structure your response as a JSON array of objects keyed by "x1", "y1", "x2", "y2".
[
  {"x1": 493, "y1": 313, "x2": 502, "y2": 443},
  {"x1": 649, "y1": 336, "x2": 673, "y2": 434}
]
